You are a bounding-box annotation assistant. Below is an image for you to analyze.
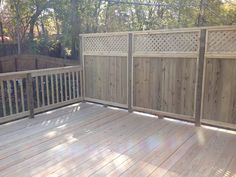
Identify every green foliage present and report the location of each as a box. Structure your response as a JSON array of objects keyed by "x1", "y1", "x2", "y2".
[{"x1": 0, "y1": 0, "x2": 235, "y2": 58}]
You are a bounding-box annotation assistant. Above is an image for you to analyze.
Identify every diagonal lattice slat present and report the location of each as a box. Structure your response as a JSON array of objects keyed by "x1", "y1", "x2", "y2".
[
  {"x1": 207, "y1": 30, "x2": 236, "y2": 52},
  {"x1": 134, "y1": 32, "x2": 199, "y2": 53},
  {"x1": 84, "y1": 35, "x2": 128, "y2": 53}
]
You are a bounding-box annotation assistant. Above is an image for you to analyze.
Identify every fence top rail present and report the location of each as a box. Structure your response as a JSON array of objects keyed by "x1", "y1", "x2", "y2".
[
  {"x1": 0, "y1": 65, "x2": 82, "y2": 79},
  {"x1": 80, "y1": 25, "x2": 236, "y2": 37}
]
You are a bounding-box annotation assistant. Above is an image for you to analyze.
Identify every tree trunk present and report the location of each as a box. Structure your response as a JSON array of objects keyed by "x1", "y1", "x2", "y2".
[
  {"x1": 54, "y1": 14, "x2": 60, "y2": 39},
  {"x1": 105, "y1": 1, "x2": 110, "y2": 32},
  {"x1": 93, "y1": 0, "x2": 102, "y2": 32},
  {"x1": 28, "y1": 1, "x2": 51, "y2": 43},
  {"x1": 71, "y1": 0, "x2": 80, "y2": 60},
  {"x1": 0, "y1": 21, "x2": 4, "y2": 43},
  {"x1": 15, "y1": 0, "x2": 21, "y2": 54},
  {"x1": 29, "y1": 14, "x2": 39, "y2": 43},
  {"x1": 197, "y1": 0, "x2": 207, "y2": 26}
]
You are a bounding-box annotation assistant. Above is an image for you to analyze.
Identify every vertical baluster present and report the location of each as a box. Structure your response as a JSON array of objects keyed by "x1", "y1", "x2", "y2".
[
  {"x1": 76, "y1": 72, "x2": 80, "y2": 98},
  {"x1": 41, "y1": 76, "x2": 45, "y2": 106},
  {"x1": 64, "y1": 73, "x2": 68, "y2": 101},
  {"x1": 46, "y1": 75, "x2": 50, "y2": 105},
  {"x1": 13, "y1": 79, "x2": 19, "y2": 113},
  {"x1": 51, "y1": 74, "x2": 55, "y2": 104},
  {"x1": 79, "y1": 71, "x2": 82, "y2": 98},
  {"x1": 60, "y1": 73, "x2": 63, "y2": 102},
  {"x1": 1, "y1": 80, "x2": 6, "y2": 116},
  {"x1": 35, "y1": 76, "x2": 40, "y2": 108},
  {"x1": 20, "y1": 79, "x2": 25, "y2": 112},
  {"x1": 55, "y1": 74, "x2": 59, "y2": 103},
  {"x1": 69, "y1": 72, "x2": 71, "y2": 100},
  {"x1": 7, "y1": 80, "x2": 13, "y2": 115},
  {"x1": 73, "y1": 72, "x2": 75, "y2": 99}
]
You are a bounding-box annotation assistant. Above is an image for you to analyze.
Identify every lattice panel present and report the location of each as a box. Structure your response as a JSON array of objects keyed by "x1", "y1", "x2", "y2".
[
  {"x1": 84, "y1": 35, "x2": 128, "y2": 53},
  {"x1": 207, "y1": 30, "x2": 236, "y2": 52},
  {"x1": 134, "y1": 32, "x2": 199, "y2": 53}
]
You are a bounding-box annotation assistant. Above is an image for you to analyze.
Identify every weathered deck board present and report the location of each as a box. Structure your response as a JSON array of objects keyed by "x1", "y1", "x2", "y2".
[{"x1": 0, "y1": 103, "x2": 236, "y2": 177}]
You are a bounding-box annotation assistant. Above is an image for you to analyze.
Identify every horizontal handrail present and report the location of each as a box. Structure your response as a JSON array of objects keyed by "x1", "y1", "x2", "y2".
[{"x1": 0, "y1": 66, "x2": 82, "y2": 78}]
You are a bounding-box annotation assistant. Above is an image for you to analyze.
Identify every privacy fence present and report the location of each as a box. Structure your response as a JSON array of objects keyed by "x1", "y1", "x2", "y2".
[
  {"x1": 81, "y1": 26, "x2": 236, "y2": 130},
  {"x1": 0, "y1": 26, "x2": 235, "y2": 130}
]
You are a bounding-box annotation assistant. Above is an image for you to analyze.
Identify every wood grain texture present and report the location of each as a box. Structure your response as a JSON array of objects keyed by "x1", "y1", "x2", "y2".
[
  {"x1": 84, "y1": 55, "x2": 128, "y2": 105},
  {"x1": 0, "y1": 103, "x2": 236, "y2": 177},
  {"x1": 133, "y1": 57, "x2": 197, "y2": 117},
  {"x1": 202, "y1": 58, "x2": 236, "y2": 125}
]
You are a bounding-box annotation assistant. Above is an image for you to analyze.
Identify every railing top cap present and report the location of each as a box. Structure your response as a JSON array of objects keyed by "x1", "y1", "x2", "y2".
[
  {"x1": 80, "y1": 25, "x2": 236, "y2": 37},
  {"x1": 0, "y1": 65, "x2": 82, "y2": 78}
]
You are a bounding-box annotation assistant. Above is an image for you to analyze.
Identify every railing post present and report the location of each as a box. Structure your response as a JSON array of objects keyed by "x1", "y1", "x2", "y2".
[
  {"x1": 128, "y1": 33, "x2": 133, "y2": 113},
  {"x1": 80, "y1": 35, "x2": 85, "y2": 102},
  {"x1": 195, "y1": 29, "x2": 207, "y2": 126},
  {"x1": 26, "y1": 73, "x2": 34, "y2": 118}
]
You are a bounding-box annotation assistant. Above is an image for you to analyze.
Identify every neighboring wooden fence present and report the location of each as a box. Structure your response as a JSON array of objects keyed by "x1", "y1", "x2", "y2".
[
  {"x1": 0, "y1": 66, "x2": 83, "y2": 123},
  {"x1": 0, "y1": 44, "x2": 18, "y2": 57},
  {"x1": 0, "y1": 54, "x2": 79, "y2": 73},
  {"x1": 81, "y1": 26, "x2": 236, "y2": 130}
]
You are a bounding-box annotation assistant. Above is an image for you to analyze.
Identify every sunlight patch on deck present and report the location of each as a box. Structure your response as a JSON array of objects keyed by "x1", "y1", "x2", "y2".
[{"x1": 202, "y1": 125, "x2": 236, "y2": 135}]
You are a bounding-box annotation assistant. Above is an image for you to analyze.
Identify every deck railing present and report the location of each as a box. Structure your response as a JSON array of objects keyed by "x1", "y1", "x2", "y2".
[{"x1": 0, "y1": 66, "x2": 83, "y2": 123}]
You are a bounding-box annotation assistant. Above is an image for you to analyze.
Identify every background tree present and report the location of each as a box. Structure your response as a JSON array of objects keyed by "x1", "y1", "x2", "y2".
[{"x1": 0, "y1": 0, "x2": 235, "y2": 60}]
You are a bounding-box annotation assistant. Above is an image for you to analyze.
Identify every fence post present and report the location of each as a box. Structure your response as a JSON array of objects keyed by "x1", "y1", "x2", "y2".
[
  {"x1": 195, "y1": 29, "x2": 207, "y2": 126},
  {"x1": 128, "y1": 33, "x2": 133, "y2": 113},
  {"x1": 80, "y1": 35, "x2": 85, "y2": 102},
  {"x1": 26, "y1": 73, "x2": 34, "y2": 118}
]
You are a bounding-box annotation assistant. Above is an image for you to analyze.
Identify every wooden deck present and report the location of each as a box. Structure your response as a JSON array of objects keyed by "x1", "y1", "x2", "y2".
[{"x1": 0, "y1": 103, "x2": 236, "y2": 177}]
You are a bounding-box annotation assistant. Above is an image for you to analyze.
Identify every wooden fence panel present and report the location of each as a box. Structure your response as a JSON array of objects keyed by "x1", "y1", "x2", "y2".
[
  {"x1": 82, "y1": 33, "x2": 128, "y2": 108},
  {"x1": 133, "y1": 57, "x2": 197, "y2": 118},
  {"x1": 84, "y1": 55, "x2": 128, "y2": 107},
  {"x1": 132, "y1": 30, "x2": 200, "y2": 121},
  {"x1": 202, "y1": 27, "x2": 236, "y2": 129}
]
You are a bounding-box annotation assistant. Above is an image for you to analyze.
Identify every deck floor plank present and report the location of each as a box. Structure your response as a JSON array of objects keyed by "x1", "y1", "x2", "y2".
[
  {"x1": 0, "y1": 103, "x2": 235, "y2": 177},
  {"x1": 0, "y1": 103, "x2": 92, "y2": 136},
  {"x1": 0, "y1": 108, "x2": 128, "y2": 171}
]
